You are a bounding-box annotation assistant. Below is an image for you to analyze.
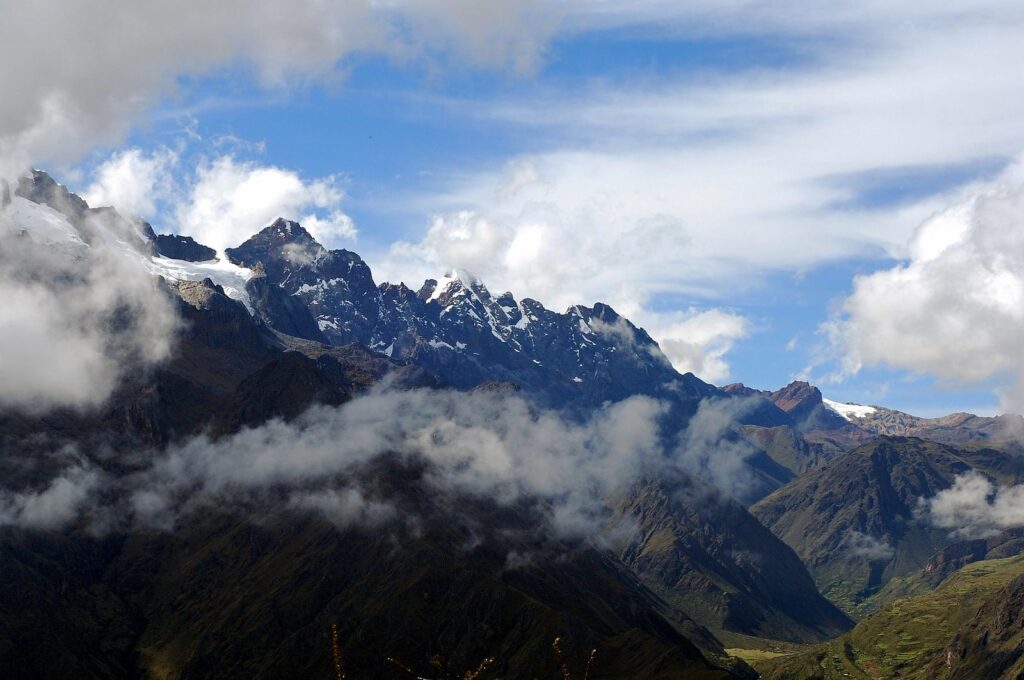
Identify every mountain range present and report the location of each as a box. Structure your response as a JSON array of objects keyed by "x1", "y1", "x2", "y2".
[{"x1": 2, "y1": 170, "x2": 1024, "y2": 678}]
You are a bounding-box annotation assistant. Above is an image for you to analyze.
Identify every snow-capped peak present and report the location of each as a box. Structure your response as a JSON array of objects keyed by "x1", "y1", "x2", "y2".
[
  {"x1": 428, "y1": 269, "x2": 485, "y2": 302},
  {"x1": 823, "y1": 397, "x2": 877, "y2": 420}
]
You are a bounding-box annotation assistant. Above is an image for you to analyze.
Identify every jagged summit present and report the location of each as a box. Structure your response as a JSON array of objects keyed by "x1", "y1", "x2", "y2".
[
  {"x1": 214, "y1": 216, "x2": 715, "y2": 407},
  {"x1": 769, "y1": 380, "x2": 849, "y2": 431},
  {"x1": 7, "y1": 176, "x2": 710, "y2": 410}
]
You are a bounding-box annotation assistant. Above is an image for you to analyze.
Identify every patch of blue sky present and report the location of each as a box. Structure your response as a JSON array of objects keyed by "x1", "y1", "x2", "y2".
[{"x1": 820, "y1": 156, "x2": 1010, "y2": 211}]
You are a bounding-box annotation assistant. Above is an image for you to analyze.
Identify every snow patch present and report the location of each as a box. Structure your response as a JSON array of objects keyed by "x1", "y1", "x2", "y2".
[
  {"x1": 146, "y1": 254, "x2": 255, "y2": 311},
  {"x1": 823, "y1": 398, "x2": 877, "y2": 420},
  {"x1": 2, "y1": 196, "x2": 86, "y2": 249}
]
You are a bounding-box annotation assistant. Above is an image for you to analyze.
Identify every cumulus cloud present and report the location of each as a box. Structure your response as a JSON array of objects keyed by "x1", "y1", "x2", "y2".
[
  {"x1": 83, "y1": 147, "x2": 179, "y2": 218},
  {"x1": 176, "y1": 156, "x2": 357, "y2": 250},
  {"x1": 0, "y1": 0, "x2": 561, "y2": 180},
  {"x1": 921, "y1": 472, "x2": 1024, "y2": 538},
  {"x1": 0, "y1": 201, "x2": 179, "y2": 412},
  {"x1": 650, "y1": 310, "x2": 749, "y2": 383},
  {"x1": 82, "y1": 148, "x2": 359, "y2": 250},
  {"x1": 381, "y1": 202, "x2": 746, "y2": 382},
  {"x1": 823, "y1": 168, "x2": 1024, "y2": 412}
]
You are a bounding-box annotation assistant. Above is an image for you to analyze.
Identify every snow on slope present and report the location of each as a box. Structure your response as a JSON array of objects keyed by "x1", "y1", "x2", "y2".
[
  {"x1": 145, "y1": 255, "x2": 254, "y2": 311},
  {"x1": 2, "y1": 196, "x2": 86, "y2": 249},
  {"x1": 3, "y1": 195, "x2": 253, "y2": 308},
  {"x1": 823, "y1": 397, "x2": 878, "y2": 420}
]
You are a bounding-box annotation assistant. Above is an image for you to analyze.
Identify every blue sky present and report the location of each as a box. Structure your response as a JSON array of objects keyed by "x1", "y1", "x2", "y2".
[{"x1": 15, "y1": 2, "x2": 1024, "y2": 417}]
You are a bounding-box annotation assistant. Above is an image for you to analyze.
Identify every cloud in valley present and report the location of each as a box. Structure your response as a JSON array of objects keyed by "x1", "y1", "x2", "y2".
[
  {"x1": 0, "y1": 460, "x2": 101, "y2": 530},
  {"x1": 0, "y1": 387, "x2": 769, "y2": 537},
  {"x1": 844, "y1": 531, "x2": 895, "y2": 561},
  {"x1": 921, "y1": 472, "x2": 1024, "y2": 538},
  {"x1": 671, "y1": 397, "x2": 762, "y2": 502}
]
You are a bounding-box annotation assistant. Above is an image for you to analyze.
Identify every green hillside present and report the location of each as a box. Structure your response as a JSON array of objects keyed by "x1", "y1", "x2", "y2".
[{"x1": 754, "y1": 554, "x2": 1024, "y2": 679}]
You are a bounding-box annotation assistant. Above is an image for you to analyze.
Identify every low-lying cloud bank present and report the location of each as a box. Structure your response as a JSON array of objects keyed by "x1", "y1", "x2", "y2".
[
  {"x1": 921, "y1": 471, "x2": 1024, "y2": 538},
  {"x1": 0, "y1": 388, "x2": 757, "y2": 538}
]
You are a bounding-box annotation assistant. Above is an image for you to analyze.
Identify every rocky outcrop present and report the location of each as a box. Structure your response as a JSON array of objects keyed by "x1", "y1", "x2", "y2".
[
  {"x1": 152, "y1": 233, "x2": 217, "y2": 261},
  {"x1": 244, "y1": 271, "x2": 325, "y2": 342}
]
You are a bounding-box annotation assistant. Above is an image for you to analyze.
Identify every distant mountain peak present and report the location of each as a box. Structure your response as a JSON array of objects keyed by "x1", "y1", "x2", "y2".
[{"x1": 421, "y1": 269, "x2": 490, "y2": 305}]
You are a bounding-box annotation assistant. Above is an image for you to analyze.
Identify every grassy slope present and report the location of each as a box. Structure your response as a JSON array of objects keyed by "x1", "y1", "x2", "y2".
[{"x1": 753, "y1": 554, "x2": 1024, "y2": 680}]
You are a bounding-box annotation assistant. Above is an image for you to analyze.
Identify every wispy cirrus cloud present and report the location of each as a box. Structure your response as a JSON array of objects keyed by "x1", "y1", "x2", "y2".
[{"x1": 374, "y1": 3, "x2": 1024, "y2": 387}]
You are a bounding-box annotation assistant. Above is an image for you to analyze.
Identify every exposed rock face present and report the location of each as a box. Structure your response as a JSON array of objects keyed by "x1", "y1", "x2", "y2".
[
  {"x1": 921, "y1": 528, "x2": 1024, "y2": 587},
  {"x1": 842, "y1": 406, "x2": 1024, "y2": 445},
  {"x1": 152, "y1": 233, "x2": 217, "y2": 261},
  {"x1": 921, "y1": 540, "x2": 990, "y2": 587},
  {"x1": 15, "y1": 170, "x2": 152, "y2": 250},
  {"x1": 244, "y1": 272, "x2": 326, "y2": 342},
  {"x1": 213, "y1": 351, "x2": 349, "y2": 432},
  {"x1": 769, "y1": 381, "x2": 848, "y2": 431},
  {"x1": 16, "y1": 169, "x2": 89, "y2": 221},
  {"x1": 225, "y1": 219, "x2": 719, "y2": 410}
]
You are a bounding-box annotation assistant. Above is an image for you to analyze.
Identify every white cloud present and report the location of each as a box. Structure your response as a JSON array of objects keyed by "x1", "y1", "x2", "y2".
[
  {"x1": 0, "y1": 465, "x2": 101, "y2": 530},
  {"x1": 176, "y1": 156, "x2": 356, "y2": 251},
  {"x1": 844, "y1": 531, "x2": 895, "y2": 560},
  {"x1": 823, "y1": 166, "x2": 1024, "y2": 412},
  {"x1": 83, "y1": 147, "x2": 179, "y2": 218},
  {"x1": 129, "y1": 389, "x2": 669, "y2": 536},
  {"x1": 671, "y1": 397, "x2": 761, "y2": 501},
  {"x1": 0, "y1": 0, "x2": 561, "y2": 180},
  {"x1": 379, "y1": 177, "x2": 746, "y2": 382},
  {"x1": 420, "y1": 13, "x2": 1024, "y2": 286},
  {"x1": 82, "y1": 148, "x2": 359, "y2": 250},
  {"x1": 288, "y1": 487, "x2": 396, "y2": 530},
  {"x1": 374, "y1": 4, "x2": 1024, "y2": 387},
  {"x1": 649, "y1": 309, "x2": 749, "y2": 383},
  {"x1": 11, "y1": 387, "x2": 772, "y2": 532},
  {"x1": 922, "y1": 472, "x2": 1024, "y2": 538}
]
